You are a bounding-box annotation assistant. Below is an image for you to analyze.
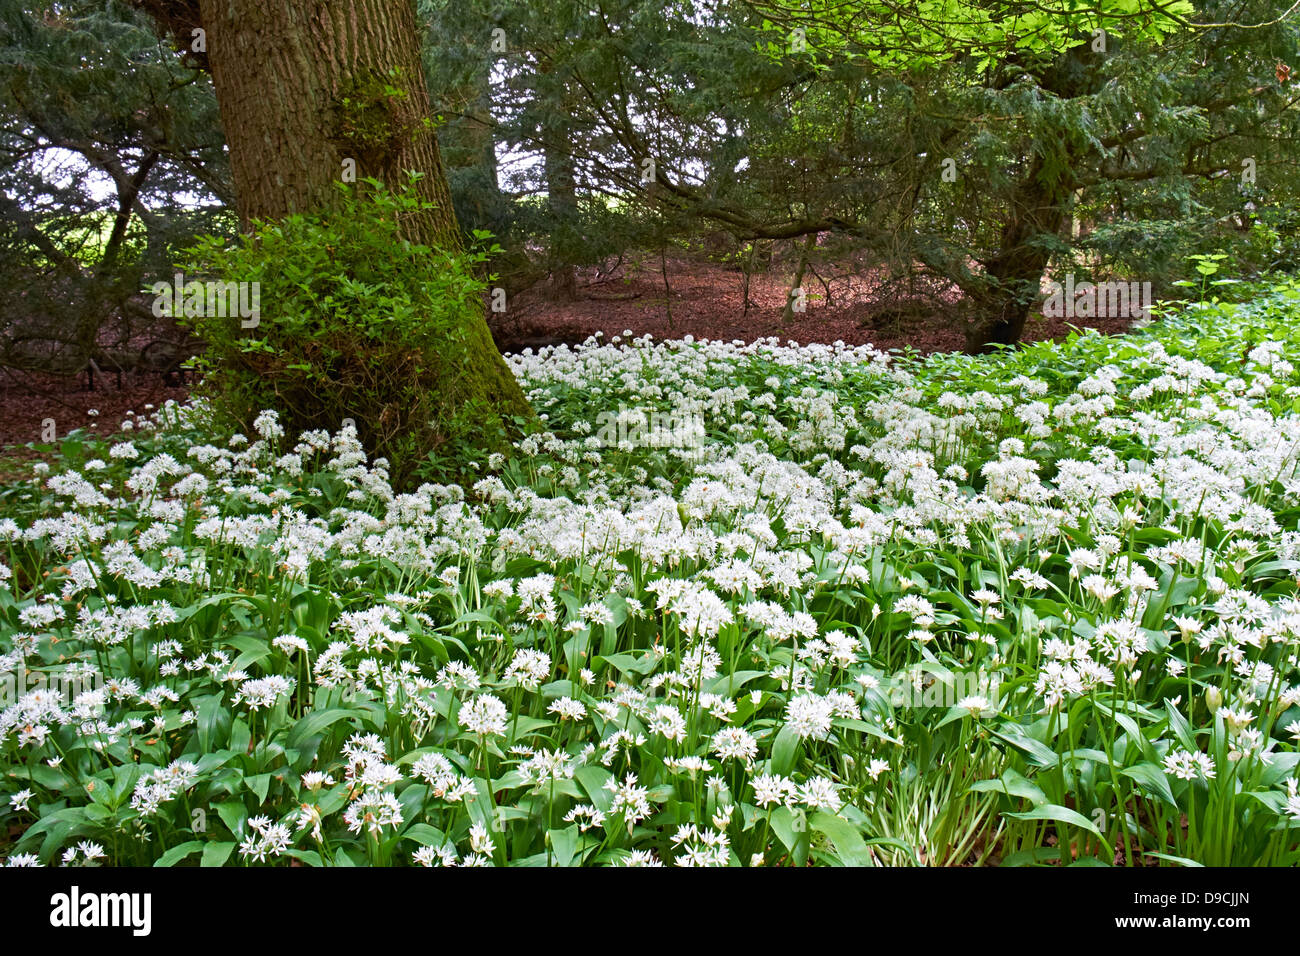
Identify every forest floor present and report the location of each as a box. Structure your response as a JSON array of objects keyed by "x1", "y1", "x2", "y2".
[
  {"x1": 0, "y1": 368, "x2": 187, "y2": 474},
  {"x1": 490, "y1": 255, "x2": 1135, "y2": 353},
  {"x1": 0, "y1": 256, "x2": 1134, "y2": 457}
]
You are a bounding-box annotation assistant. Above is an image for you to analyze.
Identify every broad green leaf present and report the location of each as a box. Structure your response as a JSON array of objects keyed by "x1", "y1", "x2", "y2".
[
  {"x1": 201, "y1": 841, "x2": 237, "y2": 867},
  {"x1": 1004, "y1": 804, "x2": 1109, "y2": 850},
  {"x1": 154, "y1": 841, "x2": 204, "y2": 867},
  {"x1": 1121, "y1": 761, "x2": 1178, "y2": 807},
  {"x1": 810, "y1": 812, "x2": 873, "y2": 866}
]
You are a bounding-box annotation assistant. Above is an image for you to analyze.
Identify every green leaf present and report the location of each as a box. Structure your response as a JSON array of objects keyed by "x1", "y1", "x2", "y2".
[
  {"x1": 401, "y1": 823, "x2": 448, "y2": 847},
  {"x1": 245, "y1": 772, "x2": 272, "y2": 804},
  {"x1": 809, "y1": 812, "x2": 873, "y2": 866},
  {"x1": 988, "y1": 725, "x2": 1059, "y2": 767},
  {"x1": 1164, "y1": 700, "x2": 1197, "y2": 751},
  {"x1": 969, "y1": 768, "x2": 1048, "y2": 805},
  {"x1": 287, "y1": 707, "x2": 361, "y2": 751},
  {"x1": 154, "y1": 841, "x2": 204, "y2": 867},
  {"x1": 225, "y1": 633, "x2": 271, "y2": 671},
  {"x1": 201, "y1": 841, "x2": 237, "y2": 867},
  {"x1": 770, "y1": 805, "x2": 803, "y2": 854},
  {"x1": 772, "y1": 723, "x2": 801, "y2": 776},
  {"x1": 1143, "y1": 852, "x2": 1204, "y2": 867},
  {"x1": 548, "y1": 826, "x2": 579, "y2": 867},
  {"x1": 576, "y1": 765, "x2": 614, "y2": 813},
  {"x1": 1004, "y1": 804, "x2": 1109, "y2": 850},
  {"x1": 1120, "y1": 761, "x2": 1178, "y2": 807},
  {"x1": 197, "y1": 693, "x2": 231, "y2": 751},
  {"x1": 213, "y1": 800, "x2": 247, "y2": 839}
]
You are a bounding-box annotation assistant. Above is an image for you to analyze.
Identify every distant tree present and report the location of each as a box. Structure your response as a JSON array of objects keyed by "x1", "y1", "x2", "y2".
[
  {"x1": 707, "y1": 0, "x2": 1300, "y2": 349},
  {"x1": 0, "y1": 0, "x2": 229, "y2": 383},
  {"x1": 458, "y1": 0, "x2": 1299, "y2": 349},
  {"x1": 421, "y1": 0, "x2": 705, "y2": 298}
]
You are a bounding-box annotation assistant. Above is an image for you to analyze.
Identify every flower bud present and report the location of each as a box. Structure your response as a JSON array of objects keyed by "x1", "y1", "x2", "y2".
[{"x1": 1205, "y1": 686, "x2": 1223, "y2": 714}]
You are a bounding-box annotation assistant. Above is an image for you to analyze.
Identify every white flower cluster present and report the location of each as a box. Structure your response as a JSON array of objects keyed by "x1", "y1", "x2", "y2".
[{"x1": 4, "y1": 287, "x2": 1300, "y2": 866}]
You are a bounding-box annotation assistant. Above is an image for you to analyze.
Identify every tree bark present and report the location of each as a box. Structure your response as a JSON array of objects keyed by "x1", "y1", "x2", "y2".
[
  {"x1": 964, "y1": 154, "x2": 1074, "y2": 353},
  {"x1": 781, "y1": 233, "x2": 817, "y2": 324},
  {"x1": 545, "y1": 136, "x2": 578, "y2": 300},
  {"x1": 962, "y1": 45, "x2": 1100, "y2": 353},
  {"x1": 193, "y1": 1, "x2": 444, "y2": 240},
  {"x1": 537, "y1": 54, "x2": 578, "y2": 302}
]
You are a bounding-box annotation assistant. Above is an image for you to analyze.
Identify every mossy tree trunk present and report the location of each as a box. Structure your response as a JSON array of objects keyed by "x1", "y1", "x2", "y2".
[{"x1": 136, "y1": 0, "x2": 532, "y2": 421}]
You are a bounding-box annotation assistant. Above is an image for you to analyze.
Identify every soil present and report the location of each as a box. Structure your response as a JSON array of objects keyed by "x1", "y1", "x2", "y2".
[
  {"x1": 489, "y1": 255, "x2": 1135, "y2": 354},
  {"x1": 0, "y1": 366, "x2": 188, "y2": 466},
  {"x1": 0, "y1": 256, "x2": 1134, "y2": 458}
]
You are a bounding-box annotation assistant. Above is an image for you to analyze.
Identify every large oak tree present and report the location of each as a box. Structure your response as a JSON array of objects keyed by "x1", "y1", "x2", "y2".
[{"x1": 133, "y1": 0, "x2": 530, "y2": 428}]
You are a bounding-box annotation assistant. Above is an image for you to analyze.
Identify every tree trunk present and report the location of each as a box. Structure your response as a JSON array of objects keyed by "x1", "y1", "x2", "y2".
[
  {"x1": 141, "y1": 0, "x2": 530, "y2": 424},
  {"x1": 964, "y1": 155, "x2": 1073, "y2": 353},
  {"x1": 194, "y1": 1, "x2": 438, "y2": 237},
  {"x1": 538, "y1": 54, "x2": 578, "y2": 302},
  {"x1": 545, "y1": 137, "x2": 578, "y2": 300},
  {"x1": 781, "y1": 233, "x2": 816, "y2": 324},
  {"x1": 962, "y1": 44, "x2": 1100, "y2": 354},
  {"x1": 442, "y1": 59, "x2": 504, "y2": 229}
]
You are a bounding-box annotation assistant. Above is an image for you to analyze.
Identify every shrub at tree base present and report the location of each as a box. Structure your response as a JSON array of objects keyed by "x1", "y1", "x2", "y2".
[{"x1": 181, "y1": 183, "x2": 522, "y2": 486}]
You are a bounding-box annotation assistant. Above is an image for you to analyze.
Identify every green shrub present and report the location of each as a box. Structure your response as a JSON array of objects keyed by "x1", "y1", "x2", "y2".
[{"x1": 179, "y1": 180, "x2": 513, "y2": 485}]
